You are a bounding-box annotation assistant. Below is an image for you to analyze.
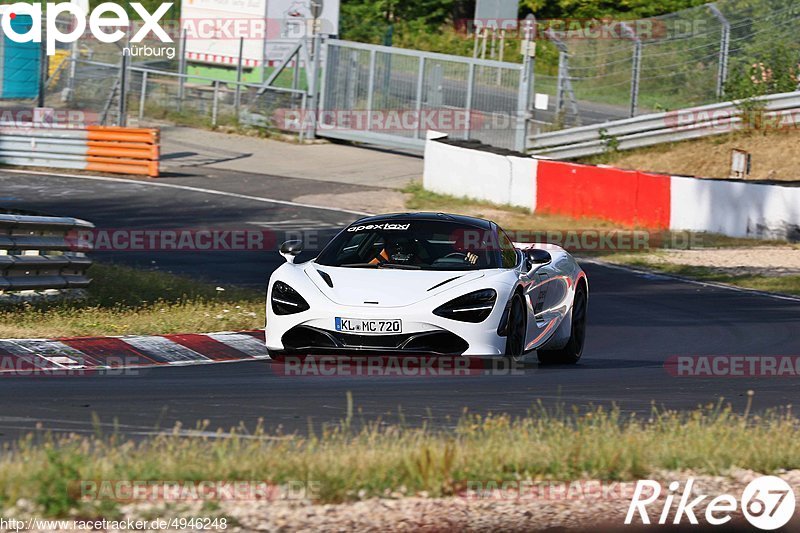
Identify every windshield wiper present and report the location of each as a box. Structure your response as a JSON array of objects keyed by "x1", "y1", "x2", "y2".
[
  {"x1": 339, "y1": 263, "x2": 421, "y2": 270},
  {"x1": 340, "y1": 263, "x2": 380, "y2": 268},
  {"x1": 378, "y1": 264, "x2": 421, "y2": 270}
]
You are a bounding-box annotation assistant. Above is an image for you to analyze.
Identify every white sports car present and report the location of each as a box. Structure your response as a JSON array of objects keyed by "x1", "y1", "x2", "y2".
[{"x1": 265, "y1": 213, "x2": 588, "y2": 363}]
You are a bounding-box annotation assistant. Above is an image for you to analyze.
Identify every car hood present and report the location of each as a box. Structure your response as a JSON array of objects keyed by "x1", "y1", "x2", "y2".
[{"x1": 305, "y1": 264, "x2": 487, "y2": 308}]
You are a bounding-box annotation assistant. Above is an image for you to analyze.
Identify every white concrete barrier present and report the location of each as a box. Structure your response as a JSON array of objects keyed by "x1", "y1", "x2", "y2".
[
  {"x1": 670, "y1": 176, "x2": 800, "y2": 240},
  {"x1": 423, "y1": 134, "x2": 800, "y2": 241},
  {"x1": 422, "y1": 137, "x2": 537, "y2": 210}
]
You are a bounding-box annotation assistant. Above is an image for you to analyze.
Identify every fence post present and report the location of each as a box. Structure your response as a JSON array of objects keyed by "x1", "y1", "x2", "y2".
[
  {"x1": 235, "y1": 37, "x2": 244, "y2": 121},
  {"x1": 515, "y1": 18, "x2": 535, "y2": 152},
  {"x1": 139, "y1": 70, "x2": 148, "y2": 121},
  {"x1": 212, "y1": 80, "x2": 219, "y2": 127},
  {"x1": 555, "y1": 50, "x2": 566, "y2": 115},
  {"x1": 366, "y1": 49, "x2": 376, "y2": 132},
  {"x1": 307, "y1": 31, "x2": 322, "y2": 140},
  {"x1": 620, "y1": 23, "x2": 641, "y2": 118},
  {"x1": 464, "y1": 62, "x2": 475, "y2": 140},
  {"x1": 709, "y1": 4, "x2": 730, "y2": 99},
  {"x1": 414, "y1": 57, "x2": 425, "y2": 139},
  {"x1": 119, "y1": 53, "x2": 128, "y2": 127},
  {"x1": 178, "y1": 30, "x2": 187, "y2": 112}
]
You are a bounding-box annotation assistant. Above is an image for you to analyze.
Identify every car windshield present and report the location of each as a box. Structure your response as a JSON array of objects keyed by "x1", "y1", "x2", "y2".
[{"x1": 316, "y1": 220, "x2": 503, "y2": 271}]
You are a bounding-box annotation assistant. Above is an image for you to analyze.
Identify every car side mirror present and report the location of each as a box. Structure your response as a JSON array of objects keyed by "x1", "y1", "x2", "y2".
[
  {"x1": 280, "y1": 240, "x2": 303, "y2": 263},
  {"x1": 525, "y1": 248, "x2": 552, "y2": 273}
]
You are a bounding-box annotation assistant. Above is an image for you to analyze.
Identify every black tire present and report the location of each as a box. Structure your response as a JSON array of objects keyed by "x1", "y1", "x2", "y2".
[
  {"x1": 538, "y1": 284, "x2": 587, "y2": 365},
  {"x1": 504, "y1": 293, "x2": 527, "y2": 358}
]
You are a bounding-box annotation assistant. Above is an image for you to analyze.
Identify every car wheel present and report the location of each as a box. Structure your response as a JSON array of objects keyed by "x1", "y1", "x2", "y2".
[
  {"x1": 538, "y1": 283, "x2": 587, "y2": 365},
  {"x1": 504, "y1": 293, "x2": 527, "y2": 358}
]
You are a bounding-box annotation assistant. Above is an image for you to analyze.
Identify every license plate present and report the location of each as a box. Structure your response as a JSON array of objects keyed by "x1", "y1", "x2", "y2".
[{"x1": 335, "y1": 318, "x2": 402, "y2": 334}]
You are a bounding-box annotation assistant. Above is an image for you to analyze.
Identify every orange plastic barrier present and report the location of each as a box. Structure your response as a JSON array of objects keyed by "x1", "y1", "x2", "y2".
[{"x1": 85, "y1": 126, "x2": 160, "y2": 177}]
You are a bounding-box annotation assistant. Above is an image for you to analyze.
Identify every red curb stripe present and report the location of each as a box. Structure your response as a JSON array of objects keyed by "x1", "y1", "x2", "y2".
[
  {"x1": 59, "y1": 337, "x2": 161, "y2": 367},
  {"x1": 165, "y1": 334, "x2": 251, "y2": 361},
  {"x1": 239, "y1": 330, "x2": 266, "y2": 342}
]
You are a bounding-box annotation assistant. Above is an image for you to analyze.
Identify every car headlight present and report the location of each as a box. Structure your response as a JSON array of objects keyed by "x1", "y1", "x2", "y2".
[
  {"x1": 271, "y1": 281, "x2": 310, "y2": 315},
  {"x1": 433, "y1": 289, "x2": 497, "y2": 323}
]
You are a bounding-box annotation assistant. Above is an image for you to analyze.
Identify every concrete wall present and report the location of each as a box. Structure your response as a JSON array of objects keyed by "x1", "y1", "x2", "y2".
[{"x1": 423, "y1": 135, "x2": 800, "y2": 240}]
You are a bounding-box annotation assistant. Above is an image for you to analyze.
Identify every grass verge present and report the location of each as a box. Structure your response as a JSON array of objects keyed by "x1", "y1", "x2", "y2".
[
  {"x1": 0, "y1": 263, "x2": 265, "y2": 338},
  {"x1": 404, "y1": 182, "x2": 620, "y2": 232},
  {"x1": 2, "y1": 400, "x2": 797, "y2": 517},
  {"x1": 597, "y1": 255, "x2": 800, "y2": 296}
]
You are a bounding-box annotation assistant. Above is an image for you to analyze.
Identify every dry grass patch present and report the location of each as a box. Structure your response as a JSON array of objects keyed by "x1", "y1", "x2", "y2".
[
  {"x1": 0, "y1": 264, "x2": 264, "y2": 338},
  {"x1": 582, "y1": 128, "x2": 800, "y2": 181},
  {"x1": 1, "y1": 400, "x2": 798, "y2": 517}
]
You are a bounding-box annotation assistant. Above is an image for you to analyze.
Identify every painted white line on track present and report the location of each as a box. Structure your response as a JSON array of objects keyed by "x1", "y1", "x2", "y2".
[
  {"x1": 0, "y1": 168, "x2": 372, "y2": 217},
  {"x1": 582, "y1": 257, "x2": 800, "y2": 303}
]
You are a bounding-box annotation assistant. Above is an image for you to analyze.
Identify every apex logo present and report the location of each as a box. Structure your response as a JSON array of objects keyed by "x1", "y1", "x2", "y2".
[{"x1": 1, "y1": 2, "x2": 173, "y2": 55}]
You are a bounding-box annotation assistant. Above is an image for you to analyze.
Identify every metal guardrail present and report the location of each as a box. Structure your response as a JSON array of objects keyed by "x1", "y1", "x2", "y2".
[
  {"x1": 0, "y1": 123, "x2": 160, "y2": 177},
  {"x1": 0, "y1": 215, "x2": 93, "y2": 293},
  {"x1": 528, "y1": 91, "x2": 800, "y2": 159}
]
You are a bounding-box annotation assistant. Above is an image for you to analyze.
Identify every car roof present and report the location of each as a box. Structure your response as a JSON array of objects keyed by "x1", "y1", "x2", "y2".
[{"x1": 349, "y1": 212, "x2": 496, "y2": 231}]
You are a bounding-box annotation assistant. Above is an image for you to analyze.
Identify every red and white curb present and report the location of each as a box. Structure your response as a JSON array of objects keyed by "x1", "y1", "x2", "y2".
[{"x1": 0, "y1": 330, "x2": 268, "y2": 373}]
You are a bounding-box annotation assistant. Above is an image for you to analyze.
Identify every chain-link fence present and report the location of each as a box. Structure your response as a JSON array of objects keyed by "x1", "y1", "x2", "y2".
[
  {"x1": 321, "y1": 40, "x2": 526, "y2": 151},
  {"x1": 542, "y1": 0, "x2": 800, "y2": 128}
]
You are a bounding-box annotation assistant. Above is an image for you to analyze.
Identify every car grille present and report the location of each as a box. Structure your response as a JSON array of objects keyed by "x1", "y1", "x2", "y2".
[{"x1": 281, "y1": 326, "x2": 469, "y2": 355}]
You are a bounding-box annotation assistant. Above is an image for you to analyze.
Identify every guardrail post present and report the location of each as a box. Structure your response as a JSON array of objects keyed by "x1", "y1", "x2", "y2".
[
  {"x1": 139, "y1": 70, "x2": 148, "y2": 121},
  {"x1": 212, "y1": 80, "x2": 219, "y2": 127},
  {"x1": 709, "y1": 4, "x2": 730, "y2": 99}
]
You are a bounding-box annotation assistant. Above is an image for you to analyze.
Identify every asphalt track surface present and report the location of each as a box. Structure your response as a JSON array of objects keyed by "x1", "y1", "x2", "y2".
[{"x1": 0, "y1": 170, "x2": 799, "y2": 441}]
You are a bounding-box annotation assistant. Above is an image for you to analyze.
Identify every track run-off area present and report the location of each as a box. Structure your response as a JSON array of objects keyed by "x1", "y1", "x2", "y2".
[{"x1": 0, "y1": 169, "x2": 798, "y2": 441}]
